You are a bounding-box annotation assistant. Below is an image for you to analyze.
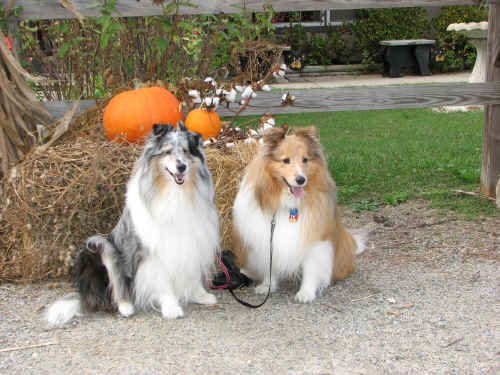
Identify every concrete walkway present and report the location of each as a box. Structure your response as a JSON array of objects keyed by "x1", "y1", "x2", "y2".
[{"x1": 272, "y1": 71, "x2": 470, "y2": 90}]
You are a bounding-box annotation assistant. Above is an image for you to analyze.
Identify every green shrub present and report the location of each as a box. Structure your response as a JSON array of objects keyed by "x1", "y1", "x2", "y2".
[
  {"x1": 278, "y1": 24, "x2": 360, "y2": 66},
  {"x1": 17, "y1": 4, "x2": 275, "y2": 100},
  {"x1": 351, "y1": 8, "x2": 430, "y2": 64},
  {"x1": 430, "y1": 5, "x2": 489, "y2": 73}
]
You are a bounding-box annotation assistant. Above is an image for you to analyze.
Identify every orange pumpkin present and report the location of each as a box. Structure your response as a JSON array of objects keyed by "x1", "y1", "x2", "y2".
[
  {"x1": 103, "y1": 86, "x2": 184, "y2": 143},
  {"x1": 184, "y1": 108, "x2": 222, "y2": 140}
]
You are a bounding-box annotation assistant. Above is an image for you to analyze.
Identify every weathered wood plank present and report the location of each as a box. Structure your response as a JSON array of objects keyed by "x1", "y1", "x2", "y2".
[
  {"x1": 44, "y1": 81, "x2": 500, "y2": 119},
  {"x1": 480, "y1": 3, "x2": 500, "y2": 197},
  {"x1": 44, "y1": 99, "x2": 97, "y2": 120},
  {"x1": 2, "y1": 0, "x2": 475, "y2": 20}
]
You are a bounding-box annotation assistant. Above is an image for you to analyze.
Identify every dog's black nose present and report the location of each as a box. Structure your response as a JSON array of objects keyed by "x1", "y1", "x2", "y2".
[
  {"x1": 295, "y1": 175, "x2": 306, "y2": 186},
  {"x1": 177, "y1": 163, "x2": 186, "y2": 173}
]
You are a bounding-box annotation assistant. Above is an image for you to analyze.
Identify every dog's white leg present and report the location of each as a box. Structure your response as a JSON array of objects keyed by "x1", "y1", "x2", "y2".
[
  {"x1": 295, "y1": 241, "x2": 333, "y2": 303},
  {"x1": 159, "y1": 292, "x2": 184, "y2": 319},
  {"x1": 255, "y1": 274, "x2": 278, "y2": 295},
  {"x1": 97, "y1": 237, "x2": 135, "y2": 317},
  {"x1": 190, "y1": 284, "x2": 217, "y2": 305}
]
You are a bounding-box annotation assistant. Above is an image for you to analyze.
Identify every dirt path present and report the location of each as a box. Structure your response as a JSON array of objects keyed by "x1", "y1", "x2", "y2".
[{"x1": 1, "y1": 201, "x2": 498, "y2": 374}]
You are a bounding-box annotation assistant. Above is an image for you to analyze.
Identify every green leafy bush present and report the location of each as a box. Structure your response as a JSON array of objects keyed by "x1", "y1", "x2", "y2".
[
  {"x1": 17, "y1": 2, "x2": 275, "y2": 100},
  {"x1": 430, "y1": 5, "x2": 489, "y2": 73},
  {"x1": 351, "y1": 7, "x2": 430, "y2": 64},
  {"x1": 278, "y1": 25, "x2": 360, "y2": 66},
  {"x1": 350, "y1": 5, "x2": 489, "y2": 72}
]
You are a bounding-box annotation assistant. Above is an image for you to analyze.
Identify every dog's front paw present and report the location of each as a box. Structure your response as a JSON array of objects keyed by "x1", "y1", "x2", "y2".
[
  {"x1": 118, "y1": 301, "x2": 135, "y2": 317},
  {"x1": 161, "y1": 304, "x2": 184, "y2": 319},
  {"x1": 193, "y1": 292, "x2": 217, "y2": 305},
  {"x1": 255, "y1": 282, "x2": 275, "y2": 295},
  {"x1": 295, "y1": 289, "x2": 316, "y2": 303}
]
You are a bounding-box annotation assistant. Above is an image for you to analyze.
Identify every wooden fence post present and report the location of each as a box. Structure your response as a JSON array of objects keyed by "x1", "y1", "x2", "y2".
[{"x1": 481, "y1": 1, "x2": 500, "y2": 197}]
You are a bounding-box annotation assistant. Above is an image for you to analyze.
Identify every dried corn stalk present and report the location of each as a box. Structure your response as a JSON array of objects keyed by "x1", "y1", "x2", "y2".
[{"x1": 0, "y1": 28, "x2": 53, "y2": 176}]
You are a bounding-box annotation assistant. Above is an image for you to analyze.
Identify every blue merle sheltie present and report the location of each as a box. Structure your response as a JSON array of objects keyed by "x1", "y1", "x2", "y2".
[{"x1": 45, "y1": 122, "x2": 219, "y2": 325}]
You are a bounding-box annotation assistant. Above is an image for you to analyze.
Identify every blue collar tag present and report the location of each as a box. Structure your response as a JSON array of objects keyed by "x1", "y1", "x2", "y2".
[{"x1": 289, "y1": 208, "x2": 299, "y2": 222}]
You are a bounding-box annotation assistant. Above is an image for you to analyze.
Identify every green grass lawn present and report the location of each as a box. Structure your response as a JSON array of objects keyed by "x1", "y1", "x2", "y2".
[{"x1": 234, "y1": 108, "x2": 498, "y2": 218}]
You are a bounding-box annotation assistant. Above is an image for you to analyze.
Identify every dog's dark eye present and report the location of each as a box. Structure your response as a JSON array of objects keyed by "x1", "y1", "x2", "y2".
[
  {"x1": 183, "y1": 148, "x2": 188, "y2": 153},
  {"x1": 283, "y1": 157, "x2": 290, "y2": 164},
  {"x1": 302, "y1": 157, "x2": 308, "y2": 164},
  {"x1": 164, "y1": 150, "x2": 172, "y2": 155}
]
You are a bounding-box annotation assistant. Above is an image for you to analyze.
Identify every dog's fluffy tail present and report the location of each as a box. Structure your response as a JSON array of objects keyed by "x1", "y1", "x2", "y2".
[
  {"x1": 352, "y1": 224, "x2": 375, "y2": 255},
  {"x1": 45, "y1": 292, "x2": 82, "y2": 326},
  {"x1": 45, "y1": 235, "x2": 117, "y2": 327}
]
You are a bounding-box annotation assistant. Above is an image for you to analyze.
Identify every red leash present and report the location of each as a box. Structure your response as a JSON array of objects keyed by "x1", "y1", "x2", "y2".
[{"x1": 211, "y1": 253, "x2": 231, "y2": 290}]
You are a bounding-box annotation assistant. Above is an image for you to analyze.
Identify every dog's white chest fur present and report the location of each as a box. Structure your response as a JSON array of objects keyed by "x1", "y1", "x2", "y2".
[
  {"x1": 126, "y1": 173, "x2": 218, "y2": 304},
  {"x1": 233, "y1": 182, "x2": 307, "y2": 278}
]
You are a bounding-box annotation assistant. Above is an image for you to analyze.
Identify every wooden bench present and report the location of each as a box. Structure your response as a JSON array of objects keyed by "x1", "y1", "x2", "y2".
[{"x1": 380, "y1": 39, "x2": 436, "y2": 78}]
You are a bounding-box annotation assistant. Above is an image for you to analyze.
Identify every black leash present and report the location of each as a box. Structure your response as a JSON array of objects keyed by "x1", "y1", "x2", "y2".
[{"x1": 212, "y1": 214, "x2": 276, "y2": 309}]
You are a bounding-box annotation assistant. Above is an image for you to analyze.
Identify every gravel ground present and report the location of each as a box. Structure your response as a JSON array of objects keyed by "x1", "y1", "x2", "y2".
[{"x1": 0, "y1": 201, "x2": 498, "y2": 375}]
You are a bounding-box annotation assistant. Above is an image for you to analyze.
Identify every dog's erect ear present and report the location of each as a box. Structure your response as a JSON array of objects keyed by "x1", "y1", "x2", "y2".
[
  {"x1": 152, "y1": 123, "x2": 174, "y2": 137},
  {"x1": 262, "y1": 127, "x2": 286, "y2": 148},
  {"x1": 177, "y1": 121, "x2": 188, "y2": 132},
  {"x1": 189, "y1": 131, "x2": 202, "y2": 147},
  {"x1": 294, "y1": 126, "x2": 319, "y2": 142}
]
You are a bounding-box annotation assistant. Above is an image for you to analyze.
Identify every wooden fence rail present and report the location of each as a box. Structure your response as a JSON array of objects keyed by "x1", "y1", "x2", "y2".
[
  {"x1": 1, "y1": 0, "x2": 476, "y2": 20},
  {"x1": 44, "y1": 82, "x2": 500, "y2": 118}
]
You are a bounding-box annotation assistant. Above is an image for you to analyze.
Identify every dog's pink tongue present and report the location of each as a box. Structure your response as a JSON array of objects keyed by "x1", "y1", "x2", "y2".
[{"x1": 291, "y1": 186, "x2": 303, "y2": 198}]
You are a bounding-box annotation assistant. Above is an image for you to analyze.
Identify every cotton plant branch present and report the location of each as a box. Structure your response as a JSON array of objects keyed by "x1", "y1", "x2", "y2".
[{"x1": 181, "y1": 63, "x2": 287, "y2": 126}]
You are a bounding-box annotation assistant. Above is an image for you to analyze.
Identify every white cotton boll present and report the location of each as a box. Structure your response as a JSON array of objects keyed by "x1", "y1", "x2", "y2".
[
  {"x1": 235, "y1": 85, "x2": 244, "y2": 92},
  {"x1": 226, "y1": 142, "x2": 235, "y2": 148},
  {"x1": 216, "y1": 88, "x2": 223, "y2": 95},
  {"x1": 241, "y1": 86, "x2": 254, "y2": 99},
  {"x1": 280, "y1": 63, "x2": 287, "y2": 71},
  {"x1": 203, "y1": 139, "x2": 211, "y2": 147},
  {"x1": 258, "y1": 122, "x2": 274, "y2": 136},
  {"x1": 263, "y1": 122, "x2": 273, "y2": 130},
  {"x1": 282, "y1": 93, "x2": 288, "y2": 101},
  {"x1": 188, "y1": 90, "x2": 201, "y2": 103},
  {"x1": 224, "y1": 88, "x2": 237, "y2": 103},
  {"x1": 249, "y1": 129, "x2": 259, "y2": 137},
  {"x1": 203, "y1": 97, "x2": 219, "y2": 109},
  {"x1": 261, "y1": 85, "x2": 271, "y2": 92},
  {"x1": 188, "y1": 89, "x2": 200, "y2": 98},
  {"x1": 266, "y1": 117, "x2": 275, "y2": 126},
  {"x1": 204, "y1": 77, "x2": 213, "y2": 83},
  {"x1": 251, "y1": 92, "x2": 257, "y2": 98},
  {"x1": 235, "y1": 127, "x2": 241, "y2": 132}
]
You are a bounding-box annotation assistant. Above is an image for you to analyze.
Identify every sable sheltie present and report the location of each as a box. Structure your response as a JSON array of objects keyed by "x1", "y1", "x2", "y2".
[
  {"x1": 232, "y1": 126, "x2": 368, "y2": 302},
  {"x1": 45, "y1": 123, "x2": 219, "y2": 325}
]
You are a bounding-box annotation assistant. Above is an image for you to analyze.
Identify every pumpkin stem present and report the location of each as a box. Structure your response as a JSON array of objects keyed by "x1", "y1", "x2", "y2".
[{"x1": 132, "y1": 78, "x2": 141, "y2": 90}]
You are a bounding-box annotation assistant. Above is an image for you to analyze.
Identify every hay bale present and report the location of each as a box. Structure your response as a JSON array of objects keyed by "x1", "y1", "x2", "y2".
[{"x1": 0, "y1": 136, "x2": 256, "y2": 282}]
